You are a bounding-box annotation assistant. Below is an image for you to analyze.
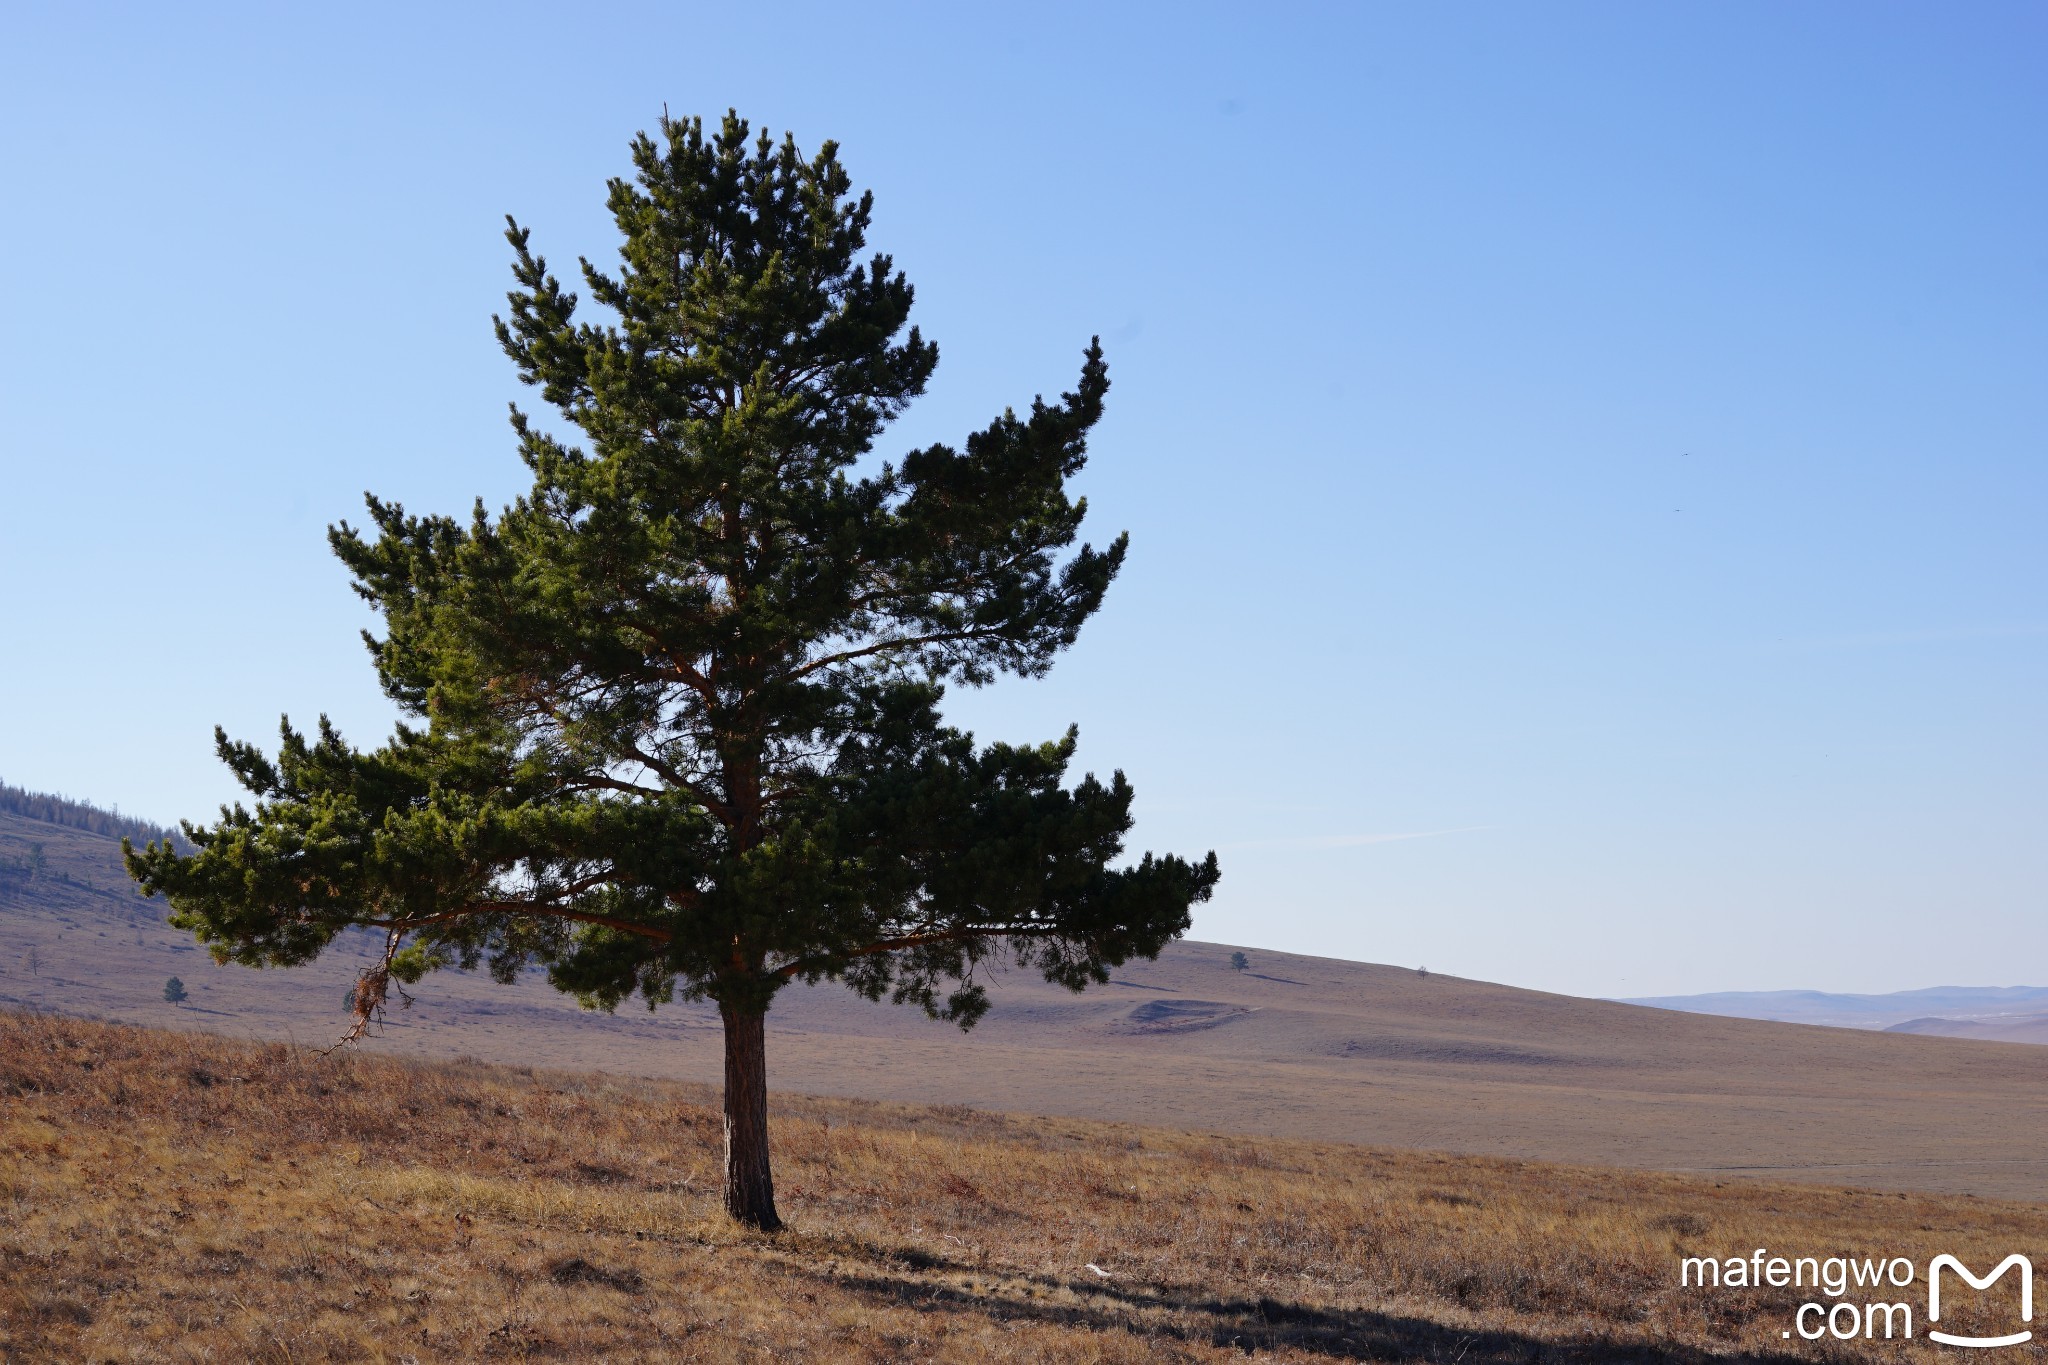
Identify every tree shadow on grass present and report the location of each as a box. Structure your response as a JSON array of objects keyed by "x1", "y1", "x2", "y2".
[{"x1": 785, "y1": 1243, "x2": 1811, "y2": 1364}]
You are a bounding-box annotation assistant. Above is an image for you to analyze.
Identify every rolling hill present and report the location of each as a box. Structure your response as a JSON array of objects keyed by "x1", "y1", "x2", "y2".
[{"x1": 7, "y1": 790, "x2": 2048, "y2": 1201}]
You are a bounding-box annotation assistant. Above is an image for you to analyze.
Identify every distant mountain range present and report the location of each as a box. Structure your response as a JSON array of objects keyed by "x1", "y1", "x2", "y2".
[{"x1": 1622, "y1": 986, "x2": 2048, "y2": 1044}]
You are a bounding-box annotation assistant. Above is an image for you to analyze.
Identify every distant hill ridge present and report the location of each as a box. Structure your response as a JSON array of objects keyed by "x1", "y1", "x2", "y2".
[
  {"x1": 0, "y1": 779, "x2": 183, "y2": 849},
  {"x1": 1622, "y1": 985, "x2": 2048, "y2": 1031}
]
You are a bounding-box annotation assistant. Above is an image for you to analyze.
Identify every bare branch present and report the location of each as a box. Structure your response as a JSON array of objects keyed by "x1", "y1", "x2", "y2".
[{"x1": 322, "y1": 929, "x2": 410, "y2": 1054}]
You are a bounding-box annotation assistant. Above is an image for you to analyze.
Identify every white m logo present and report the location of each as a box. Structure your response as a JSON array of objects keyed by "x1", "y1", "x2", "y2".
[{"x1": 1929, "y1": 1254, "x2": 2033, "y2": 1349}]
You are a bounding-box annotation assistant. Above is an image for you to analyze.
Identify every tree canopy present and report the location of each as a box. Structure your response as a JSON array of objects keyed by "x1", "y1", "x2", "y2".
[{"x1": 127, "y1": 111, "x2": 1218, "y2": 1229}]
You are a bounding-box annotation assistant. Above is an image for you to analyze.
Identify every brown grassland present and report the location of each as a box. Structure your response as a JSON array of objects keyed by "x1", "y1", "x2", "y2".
[{"x1": 4, "y1": 1008, "x2": 2045, "y2": 1363}]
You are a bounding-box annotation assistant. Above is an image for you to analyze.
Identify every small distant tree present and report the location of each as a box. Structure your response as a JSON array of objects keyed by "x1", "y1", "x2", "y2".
[
  {"x1": 127, "y1": 111, "x2": 1219, "y2": 1232},
  {"x1": 1230, "y1": 951, "x2": 1249, "y2": 972},
  {"x1": 162, "y1": 976, "x2": 188, "y2": 1004},
  {"x1": 27, "y1": 843, "x2": 45, "y2": 879},
  {"x1": 21, "y1": 945, "x2": 40, "y2": 978}
]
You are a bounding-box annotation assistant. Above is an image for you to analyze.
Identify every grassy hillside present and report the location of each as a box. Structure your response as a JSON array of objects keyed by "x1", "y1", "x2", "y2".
[
  {"x1": 0, "y1": 804, "x2": 169, "y2": 923},
  {"x1": 5, "y1": 1009, "x2": 2043, "y2": 1361},
  {"x1": 0, "y1": 780, "x2": 182, "y2": 846},
  {"x1": 11, "y1": 802, "x2": 2048, "y2": 1203}
]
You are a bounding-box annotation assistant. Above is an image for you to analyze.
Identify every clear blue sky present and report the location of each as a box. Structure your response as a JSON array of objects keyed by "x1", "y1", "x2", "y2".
[{"x1": 2, "y1": 3, "x2": 2042, "y2": 997}]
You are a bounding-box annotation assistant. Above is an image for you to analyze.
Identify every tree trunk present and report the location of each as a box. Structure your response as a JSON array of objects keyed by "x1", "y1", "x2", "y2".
[{"x1": 719, "y1": 1000, "x2": 782, "y2": 1231}]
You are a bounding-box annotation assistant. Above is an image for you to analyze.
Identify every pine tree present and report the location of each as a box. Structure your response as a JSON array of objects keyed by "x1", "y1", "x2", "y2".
[
  {"x1": 127, "y1": 112, "x2": 1218, "y2": 1231},
  {"x1": 163, "y1": 976, "x2": 187, "y2": 1004}
]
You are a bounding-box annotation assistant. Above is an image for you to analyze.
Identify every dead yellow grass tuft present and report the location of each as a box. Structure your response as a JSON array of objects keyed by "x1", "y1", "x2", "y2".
[{"x1": 1, "y1": 1008, "x2": 2041, "y2": 1361}]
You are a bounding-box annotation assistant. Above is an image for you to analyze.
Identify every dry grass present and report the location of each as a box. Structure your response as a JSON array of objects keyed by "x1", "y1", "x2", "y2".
[{"x1": 3, "y1": 1009, "x2": 2044, "y2": 1362}]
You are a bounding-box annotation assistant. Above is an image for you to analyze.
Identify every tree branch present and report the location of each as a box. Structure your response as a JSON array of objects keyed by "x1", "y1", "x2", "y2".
[
  {"x1": 773, "y1": 923, "x2": 1061, "y2": 979},
  {"x1": 363, "y1": 902, "x2": 673, "y2": 943},
  {"x1": 786, "y1": 624, "x2": 1010, "y2": 681}
]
